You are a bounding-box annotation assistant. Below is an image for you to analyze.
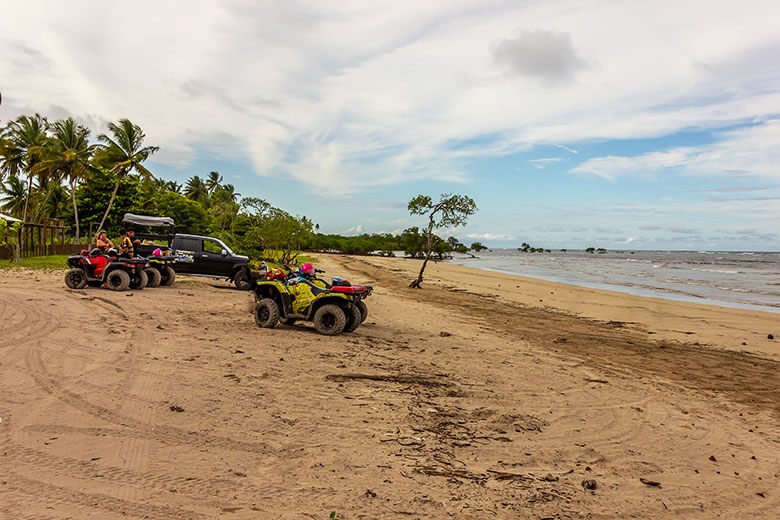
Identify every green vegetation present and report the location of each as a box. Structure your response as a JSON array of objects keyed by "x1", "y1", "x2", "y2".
[
  {"x1": 0, "y1": 113, "x2": 320, "y2": 263},
  {"x1": 585, "y1": 247, "x2": 608, "y2": 254},
  {"x1": 0, "y1": 254, "x2": 69, "y2": 270},
  {"x1": 518, "y1": 242, "x2": 550, "y2": 253}
]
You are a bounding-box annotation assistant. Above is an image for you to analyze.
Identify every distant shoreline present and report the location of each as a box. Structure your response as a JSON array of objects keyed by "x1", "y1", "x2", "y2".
[
  {"x1": 443, "y1": 249, "x2": 780, "y2": 314},
  {"x1": 446, "y1": 261, "x2": 780, "y2": 314}
]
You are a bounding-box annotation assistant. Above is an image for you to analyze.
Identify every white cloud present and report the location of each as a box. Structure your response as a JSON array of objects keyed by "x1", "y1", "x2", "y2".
[
  {"x1": 466, "y1": 232, "x2": 510, "y2": 240},
  {"x1": 570, "y1": 119, "x2": 780, "y2": 181},
  {"x1": 554, "y1": 144, "x2": 579, "y2": 155},
  {"x1": 1, "y1": 0, "x2": 780, "y2": 193},
  {"x1": 528, "y1": 157, "x2": 563, "y2": 169},
  {"x1": 342, "y1": 224, "x2": 364, "y2": 235}
]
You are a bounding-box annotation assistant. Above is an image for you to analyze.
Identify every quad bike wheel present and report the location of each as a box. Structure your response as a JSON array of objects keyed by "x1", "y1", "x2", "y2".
[
  {"x1": 64, "y1": 268, "x2": 87, "y2": 289},
  {"x1": 356, "y1": 301, "x2": 368, "y2": 323},
  {"x1": 145, "y1": 267, "x2": 162, "y2": 287},
  {"x1": 254, "y1": 298, "x2": 280, "y2": 328},
  {"x1": 160, "y1": 265, "x2": 176, "y2": 286},
  {"x1": 106, "y1": 270, "x2": 130, "y2": 291},
  {"x1": 130, "y1": 269, "x2": 148, "y2": 290},
  {"x1": 343, "y1": 305, "x2": 361, "y2": 333},
  {"x1": 313, "y1": 304, "x2": 346, "y2": 335}
]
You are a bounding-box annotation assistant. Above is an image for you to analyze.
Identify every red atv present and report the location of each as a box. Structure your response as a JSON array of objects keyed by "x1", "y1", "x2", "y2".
[{"x1": 64, "y1": 248, "x2": 151, "y2": 291}]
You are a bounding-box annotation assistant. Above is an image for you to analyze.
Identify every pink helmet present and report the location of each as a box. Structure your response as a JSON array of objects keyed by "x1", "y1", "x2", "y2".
[
  {"x1": 301, "y1": 263, "x2": 314, "y2": 275},
  {"x1": 153, "y1": 248, "x2": 162, "y2": 256}
]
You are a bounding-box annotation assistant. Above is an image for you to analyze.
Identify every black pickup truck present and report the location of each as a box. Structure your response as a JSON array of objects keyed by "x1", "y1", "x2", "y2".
[{"x1": 122, "y1": 213, "x2": 252, "y2": 289}]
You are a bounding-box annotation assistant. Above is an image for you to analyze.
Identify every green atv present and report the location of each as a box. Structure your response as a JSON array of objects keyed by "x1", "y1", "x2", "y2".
[{"x1": 251, "y1": 269, "x2": 365, "y2": 335}]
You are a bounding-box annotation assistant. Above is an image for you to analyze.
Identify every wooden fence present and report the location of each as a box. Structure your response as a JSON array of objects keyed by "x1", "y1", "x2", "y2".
[{"x1": 0, "y1": 219, "x2": 88, "y2": 260}]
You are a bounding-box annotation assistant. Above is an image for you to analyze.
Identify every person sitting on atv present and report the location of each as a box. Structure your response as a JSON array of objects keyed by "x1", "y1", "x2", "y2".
[
  {"x1": 127, "y1": 229, "x2": 141, "y2": 256},
  {"x1": 299, "y1": 262, "x2": 315, "y2": 277},
  {"x1": 96, "y1": 231, "x2": 115, "y2": 252},
  {"x1": 119, "y1": 229, "x2": 133, "y2": 256}
]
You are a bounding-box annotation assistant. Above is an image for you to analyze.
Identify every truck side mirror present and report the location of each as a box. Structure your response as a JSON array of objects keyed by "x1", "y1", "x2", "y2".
[{"x1": 221, "y1": 249, "x2": 228, "y2": 256}]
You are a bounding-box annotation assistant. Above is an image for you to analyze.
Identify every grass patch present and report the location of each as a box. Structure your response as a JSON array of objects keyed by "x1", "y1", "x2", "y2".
[{"x1": 1, "y1": 255, "x2": 69, "y2": 270}]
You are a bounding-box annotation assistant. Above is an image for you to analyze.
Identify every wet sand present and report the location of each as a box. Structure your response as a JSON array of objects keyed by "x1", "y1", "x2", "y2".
[{"x1": 0, "y1": 255, "x2": 778, "y2": 519}]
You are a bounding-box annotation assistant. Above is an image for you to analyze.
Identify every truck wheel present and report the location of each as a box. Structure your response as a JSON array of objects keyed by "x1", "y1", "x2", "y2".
[
  {"x1": 254, "y1": 298, "x2": 280, "y2": 328},
  {"x1": 130, "y1": 269, "x2": 148, "y2": 290},
  {"x1": 233, "y1": 269, "x2": 251, "y2": 290},
  {"x1": 343, "y1": 305, "x2": 361, "y2": 333},
  {"x1": 356, "y1": 301, "x2": 368, "y2": 323},
  {"x1": 161, "y1": 265, "x2": 176, "y2": 286},
  {"x1": 145, "y1": 267, "x2": 162, "y2": 287},
  {"x1": 106, "y1": 270, "x2": 130, "y2": 291},
  {"x1": 65, "y1": 268, "x2": 87, "y2": 289},
  {"x1": 313, "y1": 304, "x2": 346, "y2": 335}
]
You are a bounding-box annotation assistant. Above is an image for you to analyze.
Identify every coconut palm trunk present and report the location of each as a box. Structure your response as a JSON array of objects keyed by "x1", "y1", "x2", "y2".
[
  {"x1": 21, "y1": 176, "x2": 33, "y2": 223},
  {"x1": 94, "y1": 169, "x2": 124, "y2": 240},
  {"x1": 70, "y1": 178, "x2": 80, "y2": 243},
  {"x1": 18, "y1": 175, "x2": 34, "y2": 262}
]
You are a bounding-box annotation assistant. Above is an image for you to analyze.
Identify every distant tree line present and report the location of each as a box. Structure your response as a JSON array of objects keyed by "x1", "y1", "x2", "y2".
[{"x1": 518, "y1": 242, "x2": 551, "y2": 253}]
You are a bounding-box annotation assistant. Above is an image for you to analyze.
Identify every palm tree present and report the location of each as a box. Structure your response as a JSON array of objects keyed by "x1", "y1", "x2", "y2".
[
  {"x1": 40, "y1": 181, "x2": 69, "y2": 221},
  {"x1": 2, "y1": 114, "x2": 49, "y2": 224},
  {"x1": 1, "y1": 174, "x2": 27, "y2": 216},
  {"x1": 205, "y1": 171, "x2": 223, "y2": 193},
  {"x1": 137, "y1": 176, "x2": 163, "y2": 211},
  {"x1": 32, "y1": 118, "x2": 95, "y2": 242},
  {"x1": 0, "y1": 128, "x2": 12, "y2": 183},
  {"x1": 95, "y1": 119, "x2": 159, "y2": 238},
  {"x1": 184, "y1": 175, "x2": 209, "y2": 205},
  {"x1": 213, "y1": 183, "x2": 240, "y2": 203},
  {"x1": 164, "y1": 180, "x2": 182, "y2": 194}
]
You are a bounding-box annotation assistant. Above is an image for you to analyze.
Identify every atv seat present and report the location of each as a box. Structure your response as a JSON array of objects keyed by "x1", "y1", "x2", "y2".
[{"x1": 298, "y1": 279, "x2": 329, "y2": 296}]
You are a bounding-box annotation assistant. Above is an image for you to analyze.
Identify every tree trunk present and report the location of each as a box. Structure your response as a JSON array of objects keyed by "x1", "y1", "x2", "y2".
[
  {"x1": 19, "y1": 175, "x2": 33, "y2": 260},
  {"x1": 21, "y1": 175, "x2": 33, "y2": 224},
  {"x1": 70, "y1": 178, "x2": 80, "y2": 243},
  {"x1": 95, "y1": 173, "x2": 122, "y2": 239},
  {"x1": 15, "y1": 225, "x2": 21, "y2": 263},
  {"x1": 31, "y1": 186, "x2": 54, "y2": 225},
  {"x1": 410, "y1": 219, "x2": 436, "y2": 288}
]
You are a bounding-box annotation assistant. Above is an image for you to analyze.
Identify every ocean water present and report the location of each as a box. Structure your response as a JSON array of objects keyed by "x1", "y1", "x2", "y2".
[{"x1": 445, "y1": 249, "x2": 780, "y2": 313}]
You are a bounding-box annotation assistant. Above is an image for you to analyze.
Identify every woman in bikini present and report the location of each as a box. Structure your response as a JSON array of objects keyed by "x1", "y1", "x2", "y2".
[{"x1": 96, "y1": 231, "x2": 115, "y2": 252}]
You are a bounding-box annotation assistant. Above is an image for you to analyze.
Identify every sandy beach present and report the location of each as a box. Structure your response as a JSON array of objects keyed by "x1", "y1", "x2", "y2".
[{"x1": 1, "y1": 254, "x2": 778, "y2": 519}]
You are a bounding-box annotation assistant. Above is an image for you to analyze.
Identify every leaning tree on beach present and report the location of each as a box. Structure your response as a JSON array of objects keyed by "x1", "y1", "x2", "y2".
[{"x1": 407, "y1": 193, "x2": 477, "y2": 288}]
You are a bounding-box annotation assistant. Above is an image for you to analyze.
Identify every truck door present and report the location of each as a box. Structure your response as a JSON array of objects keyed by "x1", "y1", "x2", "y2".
[
  {"x1": 172, "y1": 236, "x2": 201, "y2": 273},
  {"x1": 201, "y1": 238, "x2": 233, "y2": 276}
]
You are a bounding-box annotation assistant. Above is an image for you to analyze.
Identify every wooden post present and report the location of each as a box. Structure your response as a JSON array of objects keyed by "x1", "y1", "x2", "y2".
[{"x1": 15, "y1": 226, "x2": 21, "y2": 263}]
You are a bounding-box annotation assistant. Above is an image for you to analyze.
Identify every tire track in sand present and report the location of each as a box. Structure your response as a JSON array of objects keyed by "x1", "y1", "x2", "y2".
[
  {"x1": 24, "y1": 348, "x2": 274, "y2": 453},
  {"x1": 4, "y1": 473, "x2": 205, "y2": 520}
]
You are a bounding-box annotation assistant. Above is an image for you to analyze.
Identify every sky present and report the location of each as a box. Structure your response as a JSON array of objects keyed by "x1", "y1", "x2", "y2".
[{"x1": 1, "y1": 0, "x2": 779, "y2": 250}]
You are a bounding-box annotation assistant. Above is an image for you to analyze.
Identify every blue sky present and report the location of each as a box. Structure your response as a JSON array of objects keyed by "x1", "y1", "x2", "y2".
[{"x1": 2, "y1": 0, "x2": 779, "y2": 250}]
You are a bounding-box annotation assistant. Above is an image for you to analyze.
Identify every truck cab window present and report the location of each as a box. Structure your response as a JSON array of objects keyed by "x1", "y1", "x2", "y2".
[
  {"x1": 178, "y1": 237, "x2": 200, "y2": 251},
  {"x1": 203, "y1": 240, "x2": 223, "y2": 254}
]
